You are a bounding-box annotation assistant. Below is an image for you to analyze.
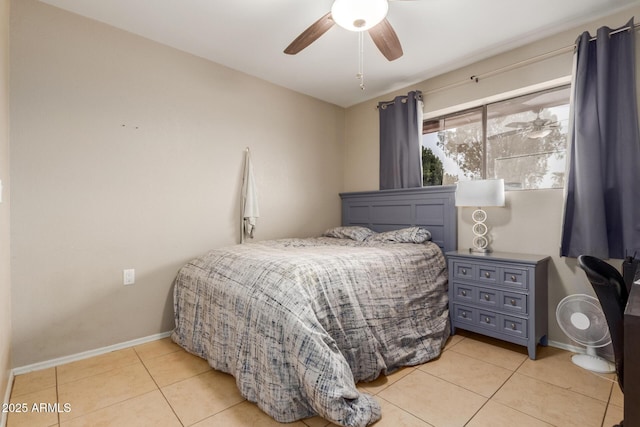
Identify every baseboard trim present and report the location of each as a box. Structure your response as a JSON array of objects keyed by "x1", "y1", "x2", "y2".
[
  {"x1": 12, "y1": 331, "x2": 173, "y2": 376},
  {"x1": 1, "y1": 369, "x2": 14, "y2": 427},
  {"x1": 548, "y1": 339, "x2": 584, "y2": 354}
]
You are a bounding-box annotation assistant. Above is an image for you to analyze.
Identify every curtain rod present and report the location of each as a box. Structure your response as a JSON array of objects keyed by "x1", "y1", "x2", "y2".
[
  {"x1": 420, "y1": 21, "x2": 640, "y2": 97},
  {"x1": 594, "y1": 21, "x2": 640, "y2": 40},
  {"x1": 377, "y1": 91, "x2": 423, "y2": 109}
]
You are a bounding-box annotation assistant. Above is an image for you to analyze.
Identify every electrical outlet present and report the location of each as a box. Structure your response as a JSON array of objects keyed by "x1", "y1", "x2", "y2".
[{"x1": 123, "y1": 268, "x2": 135, "y2": 285}]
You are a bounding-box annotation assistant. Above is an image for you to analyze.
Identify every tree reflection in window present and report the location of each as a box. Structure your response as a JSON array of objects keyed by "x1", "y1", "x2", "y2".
[{"x1": 422, "y1": 85, "x2": 570, "y2": 190}]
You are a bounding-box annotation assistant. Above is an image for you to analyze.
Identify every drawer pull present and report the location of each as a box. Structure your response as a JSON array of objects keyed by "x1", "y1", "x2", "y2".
[
  {"x1": 510, "y1": 275, "x2": 517, "y2": 282},
  {"x1": 510, "y1": 299, "x2": 516, "y2": 306},
  {"x1": 511, "y1": 323, "x2": 516, "y2": 330},
  {"x1": 461, "y1": 290, "x2": 467, "y2": 297},
  {"x1": 485, "y1": 317, "x2": 491, "y2": 323},
  {"x1": 462, "y1": 268, "x2": 467, "y2": 275},
  {"x1": 461, "y1": 312, "x2": 467, "y2": 318},
  {"x1": 484, "y1": 294, "x2": 490, "y2": 301},
  {"x1": 484, "y1": 272, "x2": 491, "y2": 278}
]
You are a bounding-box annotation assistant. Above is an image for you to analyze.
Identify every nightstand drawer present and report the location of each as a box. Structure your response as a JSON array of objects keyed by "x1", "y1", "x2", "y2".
[
  {"x1": 477, "y1": 287, "x2": 499, "y2": 308},
  {"x1": 501, "y1": 315, "x2": 528, "y2": 338},
  {"x1": 501, "y1": 268, "x2": 528, "y2": 289},
  {"x1": 501, "y1": 292, "x2": 528, "y2": 314},
  {"x1": 452, "y1": 304, "x2": 476, "y2": 325},
  {"x1": 478, "y1": 265, "x2": 498, "y2": 284},
  {"x1": 478, "y1": 309, "x2": 498, "y2": 331},
  {"x1": 452, "y1": 261, "x2": 476, "y2": 280},
  {"x1": 453, "y1": 283, "x2": 475, "y2": 303}
]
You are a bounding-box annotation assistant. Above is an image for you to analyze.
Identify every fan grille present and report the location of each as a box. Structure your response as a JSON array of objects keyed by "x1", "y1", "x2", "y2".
[{"x1": 556, "y1": 294, "x2": 611, "y2": 347}]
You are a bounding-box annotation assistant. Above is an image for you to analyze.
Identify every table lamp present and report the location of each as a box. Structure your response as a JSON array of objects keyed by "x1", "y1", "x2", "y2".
[{"x1": 455, "y1": 179, "x2": 505, "y2": 253}]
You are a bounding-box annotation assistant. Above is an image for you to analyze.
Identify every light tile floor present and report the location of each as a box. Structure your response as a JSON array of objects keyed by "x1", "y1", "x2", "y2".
[{"x1": 7, "y1": 331, "x2": 624, "y2": 427}]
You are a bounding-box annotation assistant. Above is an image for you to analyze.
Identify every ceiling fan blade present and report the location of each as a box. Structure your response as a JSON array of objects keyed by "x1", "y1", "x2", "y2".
[
  {"x1": 368, "y1": 18, "x2": 403, "y2": 61},
  {"x1": 284, "y1": 12, "x2": 335, "y2": 55},
  {"x1": 505, "y1": 121, "x2": 532, "y2": 129},
  {"x1": 528, "y1": 128, "x2": 552, "y2": 139}
]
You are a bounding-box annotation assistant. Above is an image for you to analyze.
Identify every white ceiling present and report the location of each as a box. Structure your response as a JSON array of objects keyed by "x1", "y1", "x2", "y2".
[{"x1": 40, "y1": 0, "x2": 640, "y2": 108}]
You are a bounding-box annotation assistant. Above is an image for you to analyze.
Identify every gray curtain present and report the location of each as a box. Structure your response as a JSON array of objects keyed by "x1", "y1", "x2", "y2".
[
  {"x1": 379, "y1": 91, "x2": 423, "y2": 190},
  {"x1": 561, "y1": 18, "x2": 640, "y2": 259}
]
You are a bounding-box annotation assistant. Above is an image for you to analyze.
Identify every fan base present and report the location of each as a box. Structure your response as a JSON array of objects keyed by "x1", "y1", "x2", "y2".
[{"x1": 571, "y1": 354, "x2": 615, "y2": 374}]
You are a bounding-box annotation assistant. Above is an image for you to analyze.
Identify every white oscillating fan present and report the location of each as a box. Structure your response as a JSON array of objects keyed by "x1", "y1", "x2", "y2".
[{"x1": 556, "y1": 294, "x2": 615, "y2": 373}]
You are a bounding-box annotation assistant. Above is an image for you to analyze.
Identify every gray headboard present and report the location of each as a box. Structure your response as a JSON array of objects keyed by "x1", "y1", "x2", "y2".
[{"x1": 340, "y1": 185, "x2": 457, "y2": 253}]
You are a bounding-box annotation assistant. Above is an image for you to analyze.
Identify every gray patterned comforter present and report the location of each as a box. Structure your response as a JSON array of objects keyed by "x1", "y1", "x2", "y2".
[{"x1": 171, "y1": 237, "x2": 449, "y2": 427}]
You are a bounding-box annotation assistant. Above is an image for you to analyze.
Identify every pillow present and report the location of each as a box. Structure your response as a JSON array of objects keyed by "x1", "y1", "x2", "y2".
[
  {"x1": 323, "y1": 226, "x2": 375, "y2": 242},
  {"x1": 366, "y1": 227, "x2": 432, "y2": 244}
]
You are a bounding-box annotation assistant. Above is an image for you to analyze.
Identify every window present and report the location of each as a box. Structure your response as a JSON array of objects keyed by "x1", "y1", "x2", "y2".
[{"x1": 422, "y1": 85, "x2": 570, "y2": 190}]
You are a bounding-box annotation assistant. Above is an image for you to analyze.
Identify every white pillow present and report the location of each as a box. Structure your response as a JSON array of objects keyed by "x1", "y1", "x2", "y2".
[
  {"x1": 322, "y1": 226, "x2": 375, "y2": 242},
  {"x1": 366, "y1": 227, "x2": 432, "y2": 244}
]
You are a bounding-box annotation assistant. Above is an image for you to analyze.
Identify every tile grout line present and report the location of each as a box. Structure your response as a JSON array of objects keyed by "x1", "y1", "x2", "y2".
[
  {"x1": 191, "y1": 400, "x2": 249, "y2": 427},
  {"x1": 358, "y1": 367, "x2": 416, "y2": 397},
  {"x1": 154, "y1": 369, "x2": 246, "y2": 426},
  {"x1": 499, "y1": 356, "x2": 570, "y2": 426},
  {"x1": 55, "y1": 366, "x2": 60, "y2": 426},
  {"x1": 416, "y1": 353, "x2": 521, "y2": 400},
  {"x1": 516, "y1": 370, "x2": 616, "y2": 404},
  {"x1": 55, "y1": 349, "x2": 142, "y2": 389},
  {"x1": 382, "y1": 338, "x2": 469, "y2": 426},
  {"x1": 452, "y1": 341, "x2": 617, "y2": 407},
  {"x1": 407, "y1": 368, "x2": 488, "y2": 425},
  {"x1": 13, "y1": 334, "x2": 614, "y2": 427},
  {"x1": 54, "y1": 349, "x2": 168, "y2": 425},
  {"x1": 601, "y1": 381, "x2": 616, "y2": 427},
  {"x1": 462, "y1": 373, "x2": 513, "y2": 425},
  {"x1": 463, "y1": 356, "x2": 553, "y2": 427},
  {"x1": 424, "y1": 347, "x2": 553, "y2": 427},
  {"x1": 447, "y1": 345, "x2": 528, "y2": 371},
  {"x1": 440, "y1": 358, "x2": 519, "y2": 426},
  {"x1": 133, "y1": 345, "x2": 185, "y2": 427},
  {"x1": 375, "y1": 394, "x2": 436, "y2": 427},
  {"x1": 495, "y1": 361, "x2": 610, "y2": 427}
]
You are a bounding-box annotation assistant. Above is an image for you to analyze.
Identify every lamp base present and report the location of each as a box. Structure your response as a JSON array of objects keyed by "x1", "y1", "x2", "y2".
[
  {"x1": 469, "y1": 247, "x2": 491, "y2": 254},
  {"x1": 470, "y1": 208, "x2": 491, "y2": 253}
]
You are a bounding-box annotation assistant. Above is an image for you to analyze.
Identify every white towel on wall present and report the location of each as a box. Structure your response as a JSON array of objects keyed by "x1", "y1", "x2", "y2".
[{"x1": 241, "y1": 150, "x2": 259, "y2": 243}]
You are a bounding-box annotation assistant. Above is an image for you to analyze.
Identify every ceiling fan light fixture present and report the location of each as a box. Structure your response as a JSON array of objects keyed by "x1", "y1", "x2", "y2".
[{"x1": 331, "y1": 0, "x2": 389, "y2": 32}]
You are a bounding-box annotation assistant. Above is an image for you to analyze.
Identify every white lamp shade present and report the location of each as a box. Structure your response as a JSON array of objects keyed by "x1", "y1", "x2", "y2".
[
  {"x1": 455, "y1": 179, "x2": 505, "y2": 207},
  {"x1": 331, "y1": 0, "x2": 389, "y2": 32}
]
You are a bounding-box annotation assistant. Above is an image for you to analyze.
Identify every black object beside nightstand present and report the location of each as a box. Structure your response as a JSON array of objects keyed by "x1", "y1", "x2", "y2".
[
  {"x1": 446, "y1": 250, "x2": 550, "y2": 360},
  {"x1": 623, "y1": 267, "x2": 640, "y2": 425}
]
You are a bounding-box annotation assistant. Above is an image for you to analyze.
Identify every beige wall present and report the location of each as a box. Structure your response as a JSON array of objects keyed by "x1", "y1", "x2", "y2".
[
  {"x1": 10, "y1": 0, "x2": 345, "y2": 367},
  {"x1": 0, "y1": 0, "x2": 11, "y2": 405},
  {"x1": 343, "y1": 7, "x2": 640, "y2": 348},
  {"x1": 9, "y1": 0, "x2": 638, "y2": 368}
]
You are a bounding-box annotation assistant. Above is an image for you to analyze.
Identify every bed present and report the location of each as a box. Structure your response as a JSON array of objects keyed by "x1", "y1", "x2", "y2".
[{"x1": 171, "y1": 186, "x2": 457, "y2": 427}]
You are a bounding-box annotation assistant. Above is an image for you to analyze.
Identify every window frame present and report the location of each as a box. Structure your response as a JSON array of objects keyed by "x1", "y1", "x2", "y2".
[{"x1": 422, "y1": 78, "x2": 571, "y2": 189}]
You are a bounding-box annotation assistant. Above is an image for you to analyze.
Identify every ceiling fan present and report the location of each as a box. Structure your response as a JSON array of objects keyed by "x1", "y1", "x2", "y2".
[
  {"x1": 505, "y1": 110, "x2": 560, "y2": 139},
  {"x1": 284, "y1": 0, "x2": 404, "y2": 61}
]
